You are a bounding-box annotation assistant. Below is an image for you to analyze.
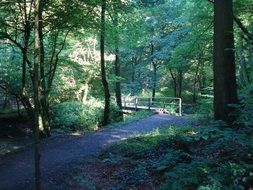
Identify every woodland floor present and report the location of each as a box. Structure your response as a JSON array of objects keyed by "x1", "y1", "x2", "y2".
[{"x1": 0, "y1": 114, "x2": 195, "y2": 190}]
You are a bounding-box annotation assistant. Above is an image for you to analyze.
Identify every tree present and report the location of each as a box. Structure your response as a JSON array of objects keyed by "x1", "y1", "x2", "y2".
[
  {"x1": 213, "y1": 0, "x2": 238, "y2": 124},
  {"x1": 100, "y1": 0, "x2": 111, "y2": 125},
  {"x1": 34, "y1": 0, "x2": 41, "y2": 188},
  {"x1": 0, "y1": 0, "x2": 89, "y2": 136}
]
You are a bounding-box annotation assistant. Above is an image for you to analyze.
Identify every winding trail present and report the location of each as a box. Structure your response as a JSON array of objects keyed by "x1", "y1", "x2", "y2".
[{"x1": 0, "y1": 114, "x2": 194, "y2": 190}]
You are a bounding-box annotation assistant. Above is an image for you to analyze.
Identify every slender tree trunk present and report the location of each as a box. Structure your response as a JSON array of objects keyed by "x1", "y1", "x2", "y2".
[
  {"x1": 152, "y1": 63, "x2": 157, "y2": 101},
  {"x1": 169, "y1": 69, "x2": 177, "y2": 97},
  {"x1": 198, "y1": 62, "x2": 205, "y2": 91},
  {"x1": 177, "y1": 69, "x2": 183, "y2": 98},
  {"x1": 22, "y1": 3, "x2": 30, "y2": 94},
  {"x1": 100, "y1": 0, "x2": 110, "y2": 125},
  {"x1": 115, "y1": 47, "x2": 122, "y2": 109},
  {"x1": 213, "y1": 0, "x2": 238, "y2": 124},
  {"x1": 81, "y1": 81, "x2": 89, "y2": 103},
  {"x1": 150, "y1": 43, "x2": 157, "y2": 101},
  {"x1": 34, "y1": 0, "x2": 41, "y2": 189},
  {"x1": 131, "y1": 57, "x2": 137, "y2": 94},
  {"x1": 113, "y1": 12, "x2": 123, "y2": 114},
  {"x1": 38, "y1": 0, "x2": 50, "y2": 137},
  {"x1": 193, "y1": 61, "x2": 200, "y2": 103},
  {"x1": 239, "y1": 35, "x2": 250, "y2": 86}
]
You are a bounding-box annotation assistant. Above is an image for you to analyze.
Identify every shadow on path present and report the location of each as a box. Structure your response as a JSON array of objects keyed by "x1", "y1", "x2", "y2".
[{"x1": 0, "y1": 114, "x2": 194, "y2": 190}]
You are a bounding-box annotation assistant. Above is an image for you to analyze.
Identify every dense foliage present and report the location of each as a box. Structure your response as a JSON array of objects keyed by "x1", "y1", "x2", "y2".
[
  {"x1": 65, "y1": 124, "x2": 253, "y2": 189},
  {"x1": 0, "y1": 0, "x2": 253, "y2": 189}
]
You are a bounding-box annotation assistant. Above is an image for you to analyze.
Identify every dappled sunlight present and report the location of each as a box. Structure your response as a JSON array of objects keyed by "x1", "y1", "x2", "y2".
[{"x1": 0, "y1": 0, "x2": 252, "y2": 188}]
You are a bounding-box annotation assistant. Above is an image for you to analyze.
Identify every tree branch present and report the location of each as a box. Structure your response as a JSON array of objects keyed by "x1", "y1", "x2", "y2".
[{"x1": 207, "y1": 0, "x2": 253, "y2": 42}]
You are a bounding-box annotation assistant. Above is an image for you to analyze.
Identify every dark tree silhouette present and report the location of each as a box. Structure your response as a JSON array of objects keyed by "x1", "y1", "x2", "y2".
[
  {"x1": 100, "y1": 0, "x2": 111, "y2": 125},
  {"x1": 213, "y1": 0, "x2": 238, "y2": 124}
]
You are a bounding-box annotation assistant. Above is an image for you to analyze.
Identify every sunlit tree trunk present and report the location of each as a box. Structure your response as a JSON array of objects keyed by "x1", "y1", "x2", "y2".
[
  {"x1": 38, "y1": 0, "x2": 50, "y2": 137},
  {"x1": 213, "y1": 0, "x2": 238, "y2": 124},
  {"x1": 113, "y1": 10, "x2": 123, "y2": 118},
  {"x1": 100, "y1": 0, "x2": 110, "y2": 125},
  {"x1": 34, "y1": 0, "x2": 41, "y2": 188}
]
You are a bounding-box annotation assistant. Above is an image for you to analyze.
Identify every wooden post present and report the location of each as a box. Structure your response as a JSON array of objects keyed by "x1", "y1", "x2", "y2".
[
  {"x1": 124, "y1": 97, "x2": 126, "y2": 108},
  {"x1": 148, "y1": 97, "x2": 151, "y2": 110},
  {"x1": 135, "y1": 97, "x2": 138, "y2": 110},
  {"x1": 179, "y1": 98, "x2": 182, "y2": 116}
]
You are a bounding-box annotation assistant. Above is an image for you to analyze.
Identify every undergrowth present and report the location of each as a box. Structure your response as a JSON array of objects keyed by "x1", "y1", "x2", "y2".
[{"x1": 66, "y1": 125, "x2": 253, "y2": 190}]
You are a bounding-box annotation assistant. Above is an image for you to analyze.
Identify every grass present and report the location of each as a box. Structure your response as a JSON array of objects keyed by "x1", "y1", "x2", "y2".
[{"x1": 63, "y1": 125, "x2": 253, "y2": 190}]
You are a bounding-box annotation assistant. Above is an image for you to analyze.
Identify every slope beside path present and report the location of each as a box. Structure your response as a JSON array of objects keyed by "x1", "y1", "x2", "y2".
[{"x1": 0, "y1": 114, "x2": 195, "y2": 190}]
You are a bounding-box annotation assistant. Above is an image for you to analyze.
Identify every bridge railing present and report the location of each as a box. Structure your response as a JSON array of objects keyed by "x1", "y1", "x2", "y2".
[{"x1": 121, "y1": 96, "x2": 182, "y2": 116}]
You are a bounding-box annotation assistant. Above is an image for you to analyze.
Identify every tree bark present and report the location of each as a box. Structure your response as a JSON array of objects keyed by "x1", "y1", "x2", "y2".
[
  {"x1": 115, "y1": 47, "x2": 122, "y2": 109},
  {"x1": 193, "y1": 61, "x2": 200, "y2": 103},
  {"x1": 113, "y1": 11, "x2": 123, "y2": 114},
  {"x1": 100, "y1": 0, "x2": 110, "y2": 125},
  {"x1": 38, "y1": 0, "x2": 50, "y2": 137},
  {"x1": 213, "y1": 0, "x2": 238, "y2": 124},
  {"x1": 238, "y1": 35, "x2": 250, "y2": 86},
  {"x1": 151, "y1": 43, "x2": 157, "y2": 101},
  {"x1": 177, "y1": 68, "x2": 183, "y2": 98},
  {"x1": 34, "y1": 0, "x2": 41, "y2": 189},
  {"x1": 169, "y1": 69, "x2": 177, "y2": 97}
]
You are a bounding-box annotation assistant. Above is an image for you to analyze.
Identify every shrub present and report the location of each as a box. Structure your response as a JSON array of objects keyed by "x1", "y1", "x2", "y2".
[
  {"x1": 236, "y1": 85, "x2": 253, "y2": 127},
  {"x1": 50, "y1": 100, "x2": 103, "y2": 131},
  {"x1": 50, "y1": 99, "x2": 123, "y2": 131},
  {"x1": 196, "y1": 96, "x2": 213, "y2": 115}
]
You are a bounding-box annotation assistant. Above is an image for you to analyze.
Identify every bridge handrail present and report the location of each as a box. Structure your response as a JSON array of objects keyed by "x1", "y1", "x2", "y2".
[{"x1": 121, "y1": 96, "x2": 182, "y2": 116}]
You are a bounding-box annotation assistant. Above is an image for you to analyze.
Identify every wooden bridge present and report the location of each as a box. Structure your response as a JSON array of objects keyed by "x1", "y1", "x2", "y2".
[{"x1": 120, "y1": 96, "x2": 182, "y2": 116}]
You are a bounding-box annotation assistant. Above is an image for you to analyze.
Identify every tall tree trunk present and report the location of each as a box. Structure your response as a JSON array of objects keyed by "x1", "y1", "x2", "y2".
[
  {"x1": 239, "y1": 35, "x2": 250, "y2": 86},
  {"x1": 152, "y1": 62, "x2": 157, "y2": 101},
  {"x1": 100, "y1": 0, "x2": 110, "y2": 125},
  {"x1": 113, "y1": 11, "x2": 123, "y2": 114},
  {"x1": 169, "y1": 69, "x2": 177, "y2": 97},
  {"x1": 131, "y1": 57, "x2": 137, "y2": 94},
  {"x1": 81, "y1": 81, "x2": 89, "y2": 103},
  {"x1": 193, "y1": 61, "x2": 200, "y2": 103},
  {"x1": 115, "y1": 47, "x2": 122, "y2": 109},
  {"x1": 22, "y1": 2, "x2": 30, "y2": 94},
  {"x1": 213, "y1": 0, "x2": 238, "y2": 124},
  {"x1": 34, "y1": 0, "x2": 41, "y2": 188},
  {"x1": 177, "y1": 69, "x2": 183, "y2": 98},
  {"x1": 151, "y1": 43, "x2": 157, "y2": 101},
  {"x1": 38, "y1": 0, "x2": 50, "y2": 137}
]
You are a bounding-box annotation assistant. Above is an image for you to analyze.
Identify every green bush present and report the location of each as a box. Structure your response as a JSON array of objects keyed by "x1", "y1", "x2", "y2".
[
  {"x1": 109, "y1": 102, "x2": 123, "y2": 122},
  {"x1": 196, "y1": 96, "x2": 213, "y2": 115},
  {"x1": 236, "y1": 85, "x2": 253, "y2": 127},
  {"x1": 50, "y1": 100, "x2": 103, "y2": 131},
  {"x1": 49, "y1": 99, "x2": 123, "y2": 131},
  {"x1": 97, "y1": 126, "x2": 253, "y2": 189}
]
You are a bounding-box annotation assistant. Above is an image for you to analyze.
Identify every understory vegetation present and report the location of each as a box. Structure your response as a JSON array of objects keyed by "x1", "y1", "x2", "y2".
[
  {"x1": 64, "y1": 125, "x2": 253, "y2": 190},
  {"x1": 49, "y1": 99, "x2": 153, "y2": 131},
  {"x1": 0, "y1": 0, "x2": 253, "y2": 189}
]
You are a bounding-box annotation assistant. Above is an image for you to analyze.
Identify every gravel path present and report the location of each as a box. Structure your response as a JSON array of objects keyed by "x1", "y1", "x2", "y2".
[{"x1": 0, "y1": 114, "x2": 195, "y2": 190}]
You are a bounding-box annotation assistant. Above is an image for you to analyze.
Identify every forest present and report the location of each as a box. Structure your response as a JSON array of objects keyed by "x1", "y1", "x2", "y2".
[{"x1": 0, "y1": 0, "x2": 253, "y2": 189}]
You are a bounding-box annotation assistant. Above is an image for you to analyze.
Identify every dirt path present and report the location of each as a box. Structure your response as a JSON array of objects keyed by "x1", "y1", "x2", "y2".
[{"x1": 0, "y1": 114, "x2": 195, "y2": 190}]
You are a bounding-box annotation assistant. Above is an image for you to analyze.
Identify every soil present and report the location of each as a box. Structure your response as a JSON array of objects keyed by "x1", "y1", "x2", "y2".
[{"x1": 0, "y1": 114, "x2": 195, "y2": 190}]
